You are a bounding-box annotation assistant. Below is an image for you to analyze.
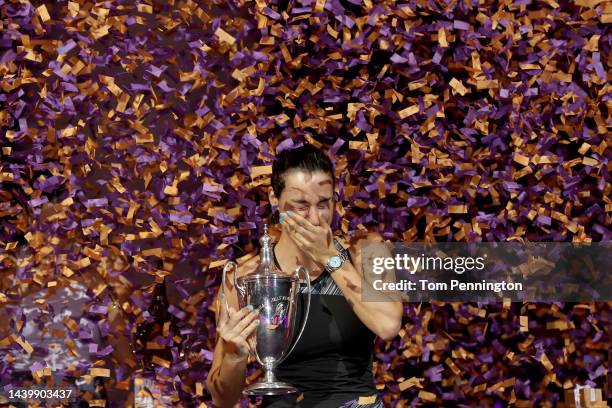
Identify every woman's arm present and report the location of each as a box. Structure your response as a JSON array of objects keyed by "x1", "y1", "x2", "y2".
[
  {"x1": 331, "y1": 234, "x2": 403, "y2": 341},
  {"x1": 282, "y1": 213, "x2": 403, "y2": 341},
  {"x1": 206, "y1": 260, "x2": 260, "y2": 407}
]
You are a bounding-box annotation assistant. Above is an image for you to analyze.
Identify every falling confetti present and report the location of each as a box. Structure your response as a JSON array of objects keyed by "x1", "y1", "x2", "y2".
[{"x1": 0, "y1": 0, "x2": 610, "y2": 406}]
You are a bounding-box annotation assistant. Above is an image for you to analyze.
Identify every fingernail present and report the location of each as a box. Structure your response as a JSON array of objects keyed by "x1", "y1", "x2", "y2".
[
  {"x1": 220, "y1": 293, "x2": 225, "y2": 299},
  {"x1": 280, "y1": 212, "x2": 286, "y2": 218},
  {"x1": 287, "y1": 211, "x2": 292, "y2": 216},
  {"x1": 251, "y1": 308, "x2": 259, "y2": 314},
  {"x1": 280, "y1": 218, "x2": 284, "y2": 224},
  {"x1": 254, "y1": 320, "x2": 260, "y2": 325},
  {"x1": 246, "y1": 305, "x2": 253, "y2": 311}
]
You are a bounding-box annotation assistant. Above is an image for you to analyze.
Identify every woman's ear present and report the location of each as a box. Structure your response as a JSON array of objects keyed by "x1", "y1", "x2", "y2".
[{"x1": 269, "y1": 189, "x2": 279, "y2": 207}]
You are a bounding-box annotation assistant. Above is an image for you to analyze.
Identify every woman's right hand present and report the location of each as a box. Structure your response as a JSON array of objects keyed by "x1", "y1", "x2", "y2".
[{"x1": 217, "y1": 295, "x2": 260, "y2": 361}]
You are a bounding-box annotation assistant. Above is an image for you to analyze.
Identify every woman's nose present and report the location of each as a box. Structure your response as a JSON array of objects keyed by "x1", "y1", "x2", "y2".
[{"x1": 308, "y1": 208, "x2": 320, "y2": 226}]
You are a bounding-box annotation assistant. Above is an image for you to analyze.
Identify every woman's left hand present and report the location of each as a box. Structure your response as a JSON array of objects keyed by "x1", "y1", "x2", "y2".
[{"x1": 280, "y1": 211, "x2": 337, "y2": 268}]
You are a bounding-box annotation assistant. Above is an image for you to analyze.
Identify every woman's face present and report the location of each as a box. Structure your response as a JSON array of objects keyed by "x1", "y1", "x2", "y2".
[{"x1": 273, "y1": 170, "x2": 334, "y2": 228}]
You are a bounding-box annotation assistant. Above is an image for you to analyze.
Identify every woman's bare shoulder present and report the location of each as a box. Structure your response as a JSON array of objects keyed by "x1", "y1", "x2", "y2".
[{"x1": 237, "y1": 253, "x2": 260, "y2": 276}]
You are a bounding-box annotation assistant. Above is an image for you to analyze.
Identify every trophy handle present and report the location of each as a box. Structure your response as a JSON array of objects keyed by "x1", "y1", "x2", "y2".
[
  {"x1": 279, "y1": 265, "x2": 311, "y2": 364},
  {"x1": 221, "y1": 261, "x2": 243, "y2": 311}
]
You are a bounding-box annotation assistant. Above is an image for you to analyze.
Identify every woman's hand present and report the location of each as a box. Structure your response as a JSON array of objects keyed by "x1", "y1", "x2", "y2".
[
  {"x1": 280, "y1": 211, "x2": 337, "y2": 268},
  {"x1": 217, "y1": 298, "x2": 260, "y2": 361}
]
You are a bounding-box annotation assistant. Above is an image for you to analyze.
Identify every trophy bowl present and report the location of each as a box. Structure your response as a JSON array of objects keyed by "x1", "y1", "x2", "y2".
[{"x1": 221, "y1": 226, "x2": 311, "y2": 396}]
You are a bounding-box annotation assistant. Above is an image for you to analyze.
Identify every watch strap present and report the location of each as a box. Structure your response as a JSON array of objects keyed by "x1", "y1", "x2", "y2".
[
  {"x1": 325, "y1": 240, "x2": 349, "y2": 273},
  {"x1": 334, "y1": 240, "x2": 349, "y2": 261}
]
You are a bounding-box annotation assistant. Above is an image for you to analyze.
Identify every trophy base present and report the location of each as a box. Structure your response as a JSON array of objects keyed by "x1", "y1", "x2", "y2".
[{"x1": 244, "y1": 381, "x2": 299, "y2": 396}]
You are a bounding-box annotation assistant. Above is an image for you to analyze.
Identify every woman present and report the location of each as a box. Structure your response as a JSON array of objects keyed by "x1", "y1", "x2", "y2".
[{"x1": 206, "y1": 144, "x2": 403, "y2": 407}]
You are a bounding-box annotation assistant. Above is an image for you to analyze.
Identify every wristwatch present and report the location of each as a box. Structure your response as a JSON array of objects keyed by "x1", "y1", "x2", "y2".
[{"x1": 324, "y1": 247, "x2": 349, "y2": 274}]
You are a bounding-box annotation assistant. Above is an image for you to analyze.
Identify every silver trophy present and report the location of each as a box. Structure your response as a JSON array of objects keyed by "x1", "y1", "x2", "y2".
[{"x1": 222, "y1": 224, "x2": 311, "y2": 395}]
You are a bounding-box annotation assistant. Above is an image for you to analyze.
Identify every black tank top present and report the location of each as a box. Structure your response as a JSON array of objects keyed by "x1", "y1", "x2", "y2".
[{"x1": 260, "y1": 241, "x2": 378, "y2": 407}]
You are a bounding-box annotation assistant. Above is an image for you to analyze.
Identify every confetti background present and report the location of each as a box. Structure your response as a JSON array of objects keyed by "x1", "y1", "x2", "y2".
[{"x1": 0, "y1": 0, "x2": 610, "y2": 406}]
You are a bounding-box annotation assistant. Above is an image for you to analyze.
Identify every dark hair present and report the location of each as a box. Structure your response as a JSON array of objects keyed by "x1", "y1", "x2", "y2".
[{"x1": 271, "y1": 144, "x2": 335, "y2": 197}]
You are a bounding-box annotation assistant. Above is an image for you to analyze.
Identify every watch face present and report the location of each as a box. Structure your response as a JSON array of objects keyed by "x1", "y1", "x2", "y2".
[{"x1": 329, "y1": 256, "x2": 342, "y2": 268}]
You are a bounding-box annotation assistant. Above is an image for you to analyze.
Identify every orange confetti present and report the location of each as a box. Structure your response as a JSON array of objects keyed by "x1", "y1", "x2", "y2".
[
  {"x1": 399, "y1": 377, "x2": 423, "y2": 391},
  {"x1": 251, "y1": 165, "x2": 272, "y2": 178},
  {"x1": 520, "y1": 316, "x2": 529, "y2": 332},
  {"x1": 448, "y1": 204, "x2": 468, "y2": 214},
  {"x1": 449, "y1": 78, "x2": 468, "y2": 95},
  {"x1": 437, "y1": 27, "x2": 448, "y2": 47},
  {"x1": 152, "y1": 356, "x2": 171, "y2": 368},
  {"x1": 418, "y1": 390, "x2": 437, "y2": 402},
  {"x1": 91, "y1": 25, "x2": 110, "y2": 40},
  {"x1": 15, "y1": 336, "x2": 34, "y2": 354},
  {"x1": 90, "y1": 368, "x2": 111, "y2": 377},
  {"x1": 540, "y1": 353, "x2": 554, "y2": 371},
  {"x1": 214, "y1": 27, "x2": 236, "y2": 45},
  {"x1": 36, "y1": 4, "x2": 51, "y2": 22},
  {"x1": 513, "y1": 153, "x2": 530, "y2": 166},
  {"x1": 398, "y1": 104, "x2": 420, "y2": 119}
]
